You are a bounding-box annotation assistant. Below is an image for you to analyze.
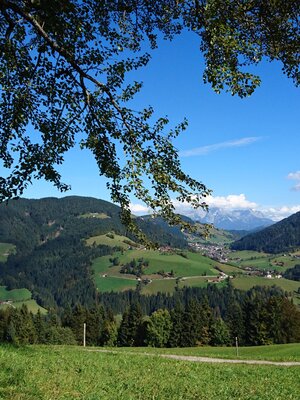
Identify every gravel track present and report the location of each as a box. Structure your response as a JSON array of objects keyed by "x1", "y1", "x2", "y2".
[{"x1": 84, "y1": 348, "x2": 300, "y2": 367}]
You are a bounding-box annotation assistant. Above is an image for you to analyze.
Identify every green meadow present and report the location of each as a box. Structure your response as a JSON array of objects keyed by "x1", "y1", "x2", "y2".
[{"x1": 0, "y1": 345, "x2": 299, "y2": 400}]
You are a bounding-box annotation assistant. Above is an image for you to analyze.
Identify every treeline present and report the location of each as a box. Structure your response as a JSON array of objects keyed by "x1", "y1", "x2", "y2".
[
  {"x1": 98, "y1": 283, "x2": 286, "y2": 316},
  {"x1": 283, "y1": 265, "x2": 300, "y2": 282},
  {"x1": 1, "y1": 286, "x2": 300, "y2": 347},
  {"x1": 231, "y1": 211, "x2": 300, "y2": 253}
]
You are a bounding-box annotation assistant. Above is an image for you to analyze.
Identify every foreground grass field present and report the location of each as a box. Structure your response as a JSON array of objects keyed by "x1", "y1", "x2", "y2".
[{"x1": 0, "y1": 345, "x2": 299, "y2": 400}]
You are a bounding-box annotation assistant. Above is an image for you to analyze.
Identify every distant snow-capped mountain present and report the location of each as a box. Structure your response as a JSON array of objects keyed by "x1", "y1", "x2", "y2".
[{"x1": 184, "y1": 207, "x2": 275, "y2": 231}]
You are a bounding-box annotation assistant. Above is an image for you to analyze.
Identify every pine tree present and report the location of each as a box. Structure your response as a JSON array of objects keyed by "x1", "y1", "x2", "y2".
[{"x1": 169, "y1": 302, "x2": 185, "y2": 347}]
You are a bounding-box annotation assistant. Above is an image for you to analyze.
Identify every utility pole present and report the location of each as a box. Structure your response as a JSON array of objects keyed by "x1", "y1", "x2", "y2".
[
  {"x1": 235, "y1": 336, "x2": 239, "y2": 357},
  {"x1": 83, "y1": 323, "x2": 86, "y2": 347}
]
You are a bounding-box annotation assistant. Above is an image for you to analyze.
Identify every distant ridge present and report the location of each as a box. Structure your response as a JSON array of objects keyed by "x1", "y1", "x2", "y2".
[{"x1": 231, "y1": 211, "x2": 300, "y2": 253}]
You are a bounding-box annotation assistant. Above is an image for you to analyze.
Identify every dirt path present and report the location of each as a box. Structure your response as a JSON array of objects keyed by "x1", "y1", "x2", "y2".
[{"x1": 84, "y1": 348, "x2": 300, "y2": 367}]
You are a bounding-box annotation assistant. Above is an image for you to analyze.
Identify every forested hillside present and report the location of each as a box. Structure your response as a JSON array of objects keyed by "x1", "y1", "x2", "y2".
[
  {"x1": 231, "y1": 212, "x2": 300, "y2": 253},
  {"x1": 0, "y1": 197, "x2": 187, "y2": 309}
]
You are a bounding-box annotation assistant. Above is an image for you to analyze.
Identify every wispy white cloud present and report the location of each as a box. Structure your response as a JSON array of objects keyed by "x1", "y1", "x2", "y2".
[
  {"x1": 180, "y1": 137, "x2": 262, "y2": 158},
  {"x1": 129, "y1": 203, "x2": 150, "y2": 214},
  {"x1": 262, "y1": 205, "x2": 300, "y2": 221},
  {"x1": 288, "y1": 171, "x2": 300, "y2": 180},
  {"x1": 287, "y1": 171, "x2": 300, "y2": 191}
]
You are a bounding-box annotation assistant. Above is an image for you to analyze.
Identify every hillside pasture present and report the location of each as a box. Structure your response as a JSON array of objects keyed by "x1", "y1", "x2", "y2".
[
  {"x1": 232, "y1": 276, "x2": 300, "y2": 293},
  {"x1": 86, "y1": 233, "x2": 135, "y2": 249},
  {"x1": 188, "y1": 224, "x2": 235, "y2": 245},
  {"x1": 178, "y1": 276, "x2": 225, "y2": 289},
  {"x1": 0, "y1": 345, "x2": 299, "y2": 400},
  {"x1": 0, "y1": 286, "x2": 31, "y2": 302},
  {"x1": 140, "y1": 278, "x2": 177, "y2": 295},
  {"x1": 228, "y1": 250, "x2": 299, "y2": 272},
  {"x1": 117, "y1": 250, "x2": 220, "y2": 277},
  {"x1": 79, "y1": 212, "x2": 110, "y2": 219},
  {"x1": 0, "y1": 242, "x2": 15, "y2": 262},
  {"x1": 0, "y1": 286, "x2": 47, "y2": 314},
  {"x1": 95, "y1": 276, "x2": 137, "y2": 293}
]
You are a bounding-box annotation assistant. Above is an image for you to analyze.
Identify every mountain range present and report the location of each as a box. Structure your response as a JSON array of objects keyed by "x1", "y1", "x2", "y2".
[{"x1": 181, "y1": 207, "x2": 274, "y2": 231}]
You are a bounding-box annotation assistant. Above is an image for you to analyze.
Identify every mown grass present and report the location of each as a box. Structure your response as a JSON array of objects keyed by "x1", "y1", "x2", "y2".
[{"x1": 0, "y1": 345, "x2": 299, "y2": 400}]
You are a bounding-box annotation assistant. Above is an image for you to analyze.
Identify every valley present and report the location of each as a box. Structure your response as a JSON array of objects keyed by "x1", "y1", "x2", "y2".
[
  {"x1": 0, "y1": 197, "x2": 299, "y2": 311},
  {"x1": 87, "y1": 230, "x2": 300, "y2": 305}
]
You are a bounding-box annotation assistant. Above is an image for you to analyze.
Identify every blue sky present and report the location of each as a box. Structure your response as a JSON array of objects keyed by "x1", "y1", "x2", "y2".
[{"x1": 19, "y1": 32, "x2": 300, "y2": 220}]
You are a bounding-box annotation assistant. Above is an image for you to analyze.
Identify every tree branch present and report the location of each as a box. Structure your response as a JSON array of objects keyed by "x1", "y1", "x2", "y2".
[{"x1": 0, "y1": 0, "x2": 133, "y2": 133}]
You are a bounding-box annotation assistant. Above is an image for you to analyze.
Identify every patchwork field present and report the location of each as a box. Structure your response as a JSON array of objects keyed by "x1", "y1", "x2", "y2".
[
  {"x1": 0, "y1": 345, "x2": 299, "y2": 400},
  {"x1": 92, "y1": 249, "x2": 223, "y2": 293}
]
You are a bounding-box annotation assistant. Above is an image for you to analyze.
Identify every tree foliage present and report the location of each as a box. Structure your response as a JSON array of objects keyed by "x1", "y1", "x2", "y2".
[{"x1": 0, "y1": 1, "x2": 299, "y2": 237}]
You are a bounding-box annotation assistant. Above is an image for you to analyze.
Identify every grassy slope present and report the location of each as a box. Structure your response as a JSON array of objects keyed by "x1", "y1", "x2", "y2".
[
  {"x1": 0, "y1": 286, "x2": 31, "y2": 302},
  {"x1": 0, "y1": 345, "x2": 299, "y2": 400},
  {"x1": 86, "y1": 233, "x2": 134, "y2": 249},
  {"x1": 189, "y1": 224, "x2": 235, "y2": 245},
  {"x1": 228, "y1": 250, "x2": 300, "y2": 272},
  {"x1": 79, "y1": 212, "x2": 110, "y2": 219},
  {"x1": 0, "y1": 286, "x2": 47, "y2": 314},
  {"x1": 0, "y1": 242, "x2": 15, "y2": 262},
  {"x1": 95, "y1": 276, "x2": 137, "y2": 293},
  {"x1": 232, "y1": 276, "x2": 300, "y2": 292}
]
